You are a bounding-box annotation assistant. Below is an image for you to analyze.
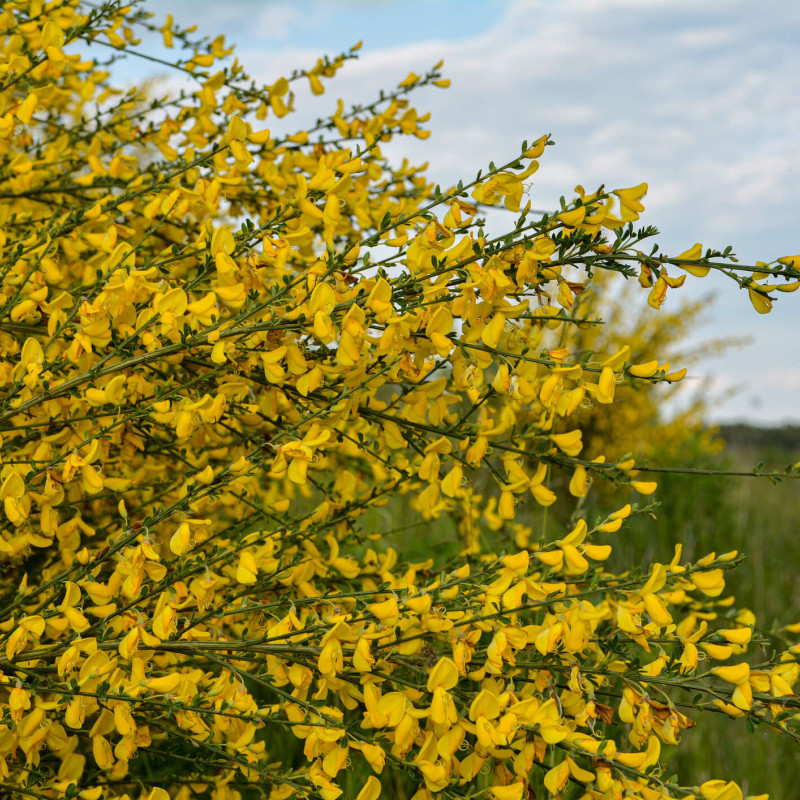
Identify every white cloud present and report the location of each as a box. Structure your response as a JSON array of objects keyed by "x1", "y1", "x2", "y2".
[
  {"x1": 153, "y1": 0, "x2": 303, "y2": 40},
  {"x1": 675, "y1": 27, "x2": 736, "y2": 48},
  {"x1": 760, "y1": 368, "x2": 800, "y2": 391}
]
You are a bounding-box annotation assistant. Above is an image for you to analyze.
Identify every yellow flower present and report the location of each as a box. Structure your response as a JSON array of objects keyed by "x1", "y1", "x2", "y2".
[
  {"x1": 426, "y1": 657, "x2": 459, "y2": 692},
  {"x1": 273, "y1": 423, "x2": 332, "y2": 484},
  {"x1": 490, "y1": 783, "x2": 525, "y2": 800},
  {"x1": 613, "y1": 182, "x2": 648, "y2": 221}
]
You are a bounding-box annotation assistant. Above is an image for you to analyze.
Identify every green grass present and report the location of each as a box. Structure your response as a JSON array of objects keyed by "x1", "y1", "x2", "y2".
[{"x1": 623, "y1": 434, "x2": 800, "y2": 798}]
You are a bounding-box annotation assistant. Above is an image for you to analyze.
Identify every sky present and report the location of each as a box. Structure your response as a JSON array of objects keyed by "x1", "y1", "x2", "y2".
[{"x1": 121, "y1": 0, "x2": 800, "y2": 425}]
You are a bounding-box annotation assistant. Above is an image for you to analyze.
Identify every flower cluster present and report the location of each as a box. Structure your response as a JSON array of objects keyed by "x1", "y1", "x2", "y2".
[{"x1": 0, "y1": 2, "x2": 797, "y2": 799}]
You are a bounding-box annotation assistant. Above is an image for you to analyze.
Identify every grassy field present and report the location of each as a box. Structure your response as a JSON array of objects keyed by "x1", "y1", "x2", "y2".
[
  {"x1": 642, "y1": 425, "x2": 800, "y2": 797},
  {"x1": 578, "y1": 425, "x2": 800, "y2": 797}
]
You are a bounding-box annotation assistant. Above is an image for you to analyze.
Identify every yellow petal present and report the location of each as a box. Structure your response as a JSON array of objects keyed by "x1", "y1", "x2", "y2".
[
  {"x1": 543, "y1": 759, "x2": 570, "y2": 794},
  {"x1": 719, "y1": 628, "x2": 752, "y2": 646},
  {"x1": 237, "y1": 551, "x2": 258, "y2": 585},
  {"x1": 210, "y1": 340, "x2": 227, "y2": 364},
  {"x1": 490, "y1": 783, "x2": 525, "y2": 800},
  {"x1": 146, "y1": 673, "x2": 182, "y2": 694},
  {"x1": 146, "y1": 790, "x2": 172, "y2": 800},
  {"x1": 500, "y1": 550, "x2": 529, "y2": 575},
  {"x1": 691, "y1": 568, "x2": 725, "y2": 596},
  {"x1": 368, "y1": 597, "x2": 399, "y2": 622},
  {"x1": 676, "y1": 243, "x2": 710, "y2": 277},
  {"x1": 355, "y1": 776, "x2": 381, "y2": 800},
  {"x1": 748, "y1": 287, "x2": 773, "y2": 314},
  {"x1": 712, "y1": 662, "x2": 750, "y2": 685},
  {"x1": 427, "y1": 656, "x2": 459, "y2": 692},
  {"x1": 628, "y1": 359, "x2": 658, "y2": 378},
  {"x1": 569, "y1": 465, "x2": 587, "y2": 497}
]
